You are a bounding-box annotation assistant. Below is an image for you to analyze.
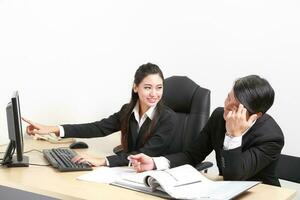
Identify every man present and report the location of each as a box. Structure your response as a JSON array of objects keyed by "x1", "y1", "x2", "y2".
[{"x1": 129, "y1": 75, "x2": 284, "y2": 186}]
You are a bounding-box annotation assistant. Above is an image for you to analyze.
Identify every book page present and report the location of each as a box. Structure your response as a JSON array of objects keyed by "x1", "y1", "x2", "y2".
[
  {"x1": 144, "y1": 165, "x2": 215, "y2": 199},
  {"x1": 122, "y1": 164, "x2": 208, "y2": 186},
  {"x1": 121, "y1": 164, "x2": 215, "y2": 199},
  {"x1": 77, "y1": 166, "x2": 136, "y2": 184},
  {"x1": 151, "y1": 164, "x2": 212, "y2": 186}
]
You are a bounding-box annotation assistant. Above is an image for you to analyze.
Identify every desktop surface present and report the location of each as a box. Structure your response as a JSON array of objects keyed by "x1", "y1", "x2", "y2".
[
  {"x1": 0, "y1": 136, "x2": 162, "y2": 200},
  {"x1": 0, "y1": 137, "x2": 297, "y2": 200}
]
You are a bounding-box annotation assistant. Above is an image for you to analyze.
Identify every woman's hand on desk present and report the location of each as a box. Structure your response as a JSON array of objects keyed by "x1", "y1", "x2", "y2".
[
  {"x1": 72, "y1": 154, "x2": 106, "y2": 167},
  {"x1": 22, "y1": 117, "x2": 60, "y2": 136}
]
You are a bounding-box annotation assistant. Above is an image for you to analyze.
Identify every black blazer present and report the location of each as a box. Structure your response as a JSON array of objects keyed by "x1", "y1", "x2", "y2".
[
  {"x1": 62, "y1": 104, "x2": 177, "y2": 167},
  {"x1": 165, "y1": 107, "x2": 284, "y2": 186}
]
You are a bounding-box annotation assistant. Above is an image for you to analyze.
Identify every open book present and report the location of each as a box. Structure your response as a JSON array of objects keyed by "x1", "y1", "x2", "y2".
[{"x1": 111, "y1": 165, "x2": 259, "y2": 200}]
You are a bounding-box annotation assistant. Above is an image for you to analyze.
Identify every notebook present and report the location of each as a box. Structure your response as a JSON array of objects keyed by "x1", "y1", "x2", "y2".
[{"x1": 111, "y1": 164, "x2": 260, "y2": 200}]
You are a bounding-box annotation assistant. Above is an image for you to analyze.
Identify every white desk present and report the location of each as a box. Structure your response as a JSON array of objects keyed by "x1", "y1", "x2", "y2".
[{"x1": 0, "y1": 137, "x2": 297, "y2": 200}]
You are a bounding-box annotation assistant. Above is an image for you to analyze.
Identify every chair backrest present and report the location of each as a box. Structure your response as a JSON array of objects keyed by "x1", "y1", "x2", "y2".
[
  {"x1": 162, "y1": 76, "x2": 210, "y2": 153},
  {"x1": 276, "y1": 154, "x2": 300, "y2": 183}
]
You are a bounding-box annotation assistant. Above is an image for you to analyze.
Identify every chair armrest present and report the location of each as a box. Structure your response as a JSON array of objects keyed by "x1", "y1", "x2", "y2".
[
  {"x1": 195, "y1": 161, "x2": 213, "y2": 173},
  {"x1": 113, "y1": 145, "x2": 123, "y2": 155}
]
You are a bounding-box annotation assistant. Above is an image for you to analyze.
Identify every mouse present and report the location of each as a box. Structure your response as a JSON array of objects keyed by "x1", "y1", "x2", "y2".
[{"x1": 69, "y1": 141, "x2": 89, "y2": 149}]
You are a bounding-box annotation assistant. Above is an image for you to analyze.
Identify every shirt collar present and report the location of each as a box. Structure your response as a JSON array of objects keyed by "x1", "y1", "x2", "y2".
[
  {"x1": 241, "y1": 119, "x2": 257, "y2": 136},
  {"x1": 132, "y1": 101, "x2": 157, "y2": 121}
]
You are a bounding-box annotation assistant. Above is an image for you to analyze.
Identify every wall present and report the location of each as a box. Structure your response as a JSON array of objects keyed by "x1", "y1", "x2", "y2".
[{"x1": 1, "y1": 1, "x2": 299, "y2": 158}]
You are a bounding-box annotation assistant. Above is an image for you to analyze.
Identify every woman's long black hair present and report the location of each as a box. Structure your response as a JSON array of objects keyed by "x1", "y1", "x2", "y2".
[{"x1": 120, "y1": 63, "x2": 164, "y2": 152}]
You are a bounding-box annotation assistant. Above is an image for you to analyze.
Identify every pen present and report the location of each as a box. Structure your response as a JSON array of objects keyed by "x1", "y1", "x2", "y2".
[{"x1": 128, "y1": 159, "x2": 132, "y2": 167}]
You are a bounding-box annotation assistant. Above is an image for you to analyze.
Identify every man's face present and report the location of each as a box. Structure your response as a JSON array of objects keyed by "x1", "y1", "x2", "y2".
[{"x1": 223, "y1": 89, "x2": 240, "y2": 120}]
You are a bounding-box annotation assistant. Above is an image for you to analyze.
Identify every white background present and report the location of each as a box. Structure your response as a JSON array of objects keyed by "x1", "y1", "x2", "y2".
[{"x1": 0, "y1": 0, "x2": 300, "y2": 192}]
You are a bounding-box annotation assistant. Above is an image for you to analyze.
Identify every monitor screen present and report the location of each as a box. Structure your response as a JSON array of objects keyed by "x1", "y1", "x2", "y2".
[{"x1": 2, "y1": 91, "x2": 29, "y2": 167}]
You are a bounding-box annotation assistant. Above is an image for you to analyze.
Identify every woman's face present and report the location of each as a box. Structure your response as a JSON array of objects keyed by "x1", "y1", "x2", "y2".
[
  {"x1": 223, "y1": 89, "x2": 240, "y2": 119},
  {"x1": 133, "y1": 74, "x2": 163, "y2": 110}
]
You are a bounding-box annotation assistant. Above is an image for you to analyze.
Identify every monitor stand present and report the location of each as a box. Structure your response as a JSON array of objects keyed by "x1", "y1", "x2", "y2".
[{"x1": 6, "y1": 156, "x2": 29, "y2": 167}]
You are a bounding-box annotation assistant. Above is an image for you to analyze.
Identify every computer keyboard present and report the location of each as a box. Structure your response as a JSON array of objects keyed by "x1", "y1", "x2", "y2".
[{"x1": 43, "y1": 148, "x2": 93, "y2": 172}]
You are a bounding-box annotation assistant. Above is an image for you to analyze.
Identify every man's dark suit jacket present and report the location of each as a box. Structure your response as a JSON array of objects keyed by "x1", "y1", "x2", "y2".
[
  {"x1": 165, "y1": 107, "x2": 284, "y2": 186},
  {"x1": 62, "y1": 104, "x2": 177, "y2": 167}
]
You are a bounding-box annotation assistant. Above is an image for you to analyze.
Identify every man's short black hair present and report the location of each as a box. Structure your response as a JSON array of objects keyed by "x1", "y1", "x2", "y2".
[{"x1": 233, "y1": 75, "x2": 275, "y2": 114}]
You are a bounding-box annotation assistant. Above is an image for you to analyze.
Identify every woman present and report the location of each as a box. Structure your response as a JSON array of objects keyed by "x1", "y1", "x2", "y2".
[{"x1": 24, "y1": 63, "x2": 177, "y2": 167}]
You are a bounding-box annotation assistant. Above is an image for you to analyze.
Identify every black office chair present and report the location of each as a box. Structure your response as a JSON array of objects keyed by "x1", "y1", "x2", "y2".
[
  {"x1": 276, "y1": 154, "x2": 300, "y2": 184},
  {"x1": 113, "y1": 76, "x2": 212, "y2": 171},
  {"x1": 162, "y1": 76, "x2": 212, "y2": 171}
]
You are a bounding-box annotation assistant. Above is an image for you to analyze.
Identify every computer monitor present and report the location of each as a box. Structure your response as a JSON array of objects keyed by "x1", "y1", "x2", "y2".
[{"x1": 2, "y1": 91, "x2": 29, "y2": 167}]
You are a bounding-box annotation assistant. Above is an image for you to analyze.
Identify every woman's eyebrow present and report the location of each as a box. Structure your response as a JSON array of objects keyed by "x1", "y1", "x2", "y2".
[{"x1": 143, "y1": 83, "x2": 152, "y2": 86}]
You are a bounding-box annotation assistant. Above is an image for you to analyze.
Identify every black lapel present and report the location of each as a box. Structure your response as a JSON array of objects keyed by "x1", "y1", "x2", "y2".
[
  {"x1": 136, "y1": 118, "x2": 151, "y2": 148},
  {"x1": 129, "y1": 115, "x2": 138, "y2": 150}
]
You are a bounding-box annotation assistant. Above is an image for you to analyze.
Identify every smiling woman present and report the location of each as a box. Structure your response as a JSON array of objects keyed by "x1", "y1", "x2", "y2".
[{"x1": 23, "y1": 63, "x2": 178, "y2": 168}]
